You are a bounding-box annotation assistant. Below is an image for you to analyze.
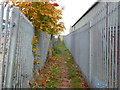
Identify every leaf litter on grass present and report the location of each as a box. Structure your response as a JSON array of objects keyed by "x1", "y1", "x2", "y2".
[
  {"x1": 29, "y1": 56, "x2": 61, "y2": 88},
  {"x1": 29, "y1": 41, "x2": 89, "y2": 88}
]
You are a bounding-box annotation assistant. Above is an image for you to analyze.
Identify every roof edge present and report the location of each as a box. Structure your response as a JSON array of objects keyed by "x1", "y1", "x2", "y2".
[{"x1": 72, "y1": 1, "x2": 100, "y2": 27}]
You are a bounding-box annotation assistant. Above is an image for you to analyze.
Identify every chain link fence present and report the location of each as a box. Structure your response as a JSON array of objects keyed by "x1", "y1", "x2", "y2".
[
  {"x1": 35, "y1": 31, "x2": 51, "y2": 72},
  {"x1": 0, "y1": 2, "x2": 51, "y2": 88},
  {"x1": 0, "y1": 3, "x2": 34, "y2": 88}
]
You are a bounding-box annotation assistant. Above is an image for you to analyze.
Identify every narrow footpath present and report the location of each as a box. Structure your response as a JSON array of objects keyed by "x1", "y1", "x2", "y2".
[
  {"x1": 30, "y1": 41, "x2": 88, "y2": 88},
  {"x1": 59, "y1": 41, "x2": 71, "y2": 88}
]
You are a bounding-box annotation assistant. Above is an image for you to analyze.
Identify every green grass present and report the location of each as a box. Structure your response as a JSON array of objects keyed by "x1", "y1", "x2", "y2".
[
  {"x1": 53, "y1": 41, "x2": 62, "y2": 56},
  {"x1": 63, "y1": 41, "x2": 88, "y2": 88},
  {"x1": 44, "y1": 64, "x2": 60, "y2": 88},
  {"x1": 67, "y1": 57, "x2": 82, "y2": 88},
  {"x1": 31, "y1": 40, "x2": 88, "y2": 88},
  {"x1": 31, "y1": 56, "x2": 61, "y2": 88}
]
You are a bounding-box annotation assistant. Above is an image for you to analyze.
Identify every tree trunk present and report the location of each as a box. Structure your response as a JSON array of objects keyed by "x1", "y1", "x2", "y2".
[{"x1": 49, "y1": 34, "x2": 53, "y2": 57}]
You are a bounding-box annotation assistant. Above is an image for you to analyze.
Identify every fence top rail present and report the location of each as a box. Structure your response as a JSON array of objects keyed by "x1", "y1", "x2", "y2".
[
  {"x1": 65, "y1": 22, "x2": 90, "y2": 38},
  {"x1": 19, "y1": 10, "x2": 34, "y2": 28},
  {"x1": 0, "y1": 3, "x2": 34, "y2": 29}
]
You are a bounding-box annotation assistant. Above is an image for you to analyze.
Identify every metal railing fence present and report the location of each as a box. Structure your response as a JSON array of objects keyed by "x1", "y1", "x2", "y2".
[{"x1": 64, "y1": 2, "x2": 120, "y2": 88}]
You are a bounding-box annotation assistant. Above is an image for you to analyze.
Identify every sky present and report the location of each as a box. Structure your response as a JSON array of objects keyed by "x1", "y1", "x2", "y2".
[
  {"x1": 0, "y1": 0, "x2": 97, "y2": 35},
  {"x1": 55, "y1": 0, "x2": 97, "y2": 35}
]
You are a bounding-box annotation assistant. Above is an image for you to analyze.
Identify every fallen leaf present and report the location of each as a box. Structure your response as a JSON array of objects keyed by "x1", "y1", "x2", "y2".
[{"x1": 41, "y1": 74, "x2": 44, "y2": 77}]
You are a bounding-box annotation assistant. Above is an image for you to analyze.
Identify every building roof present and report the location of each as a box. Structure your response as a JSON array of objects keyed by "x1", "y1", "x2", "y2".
[{"x1": 72, "y1": 1, "x2": 100, "y2": 27}]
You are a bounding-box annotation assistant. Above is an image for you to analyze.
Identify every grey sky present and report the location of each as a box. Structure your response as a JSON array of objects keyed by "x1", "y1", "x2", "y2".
[{"x1": 56, "y1": 0, "x2": 97, "y2": 35}]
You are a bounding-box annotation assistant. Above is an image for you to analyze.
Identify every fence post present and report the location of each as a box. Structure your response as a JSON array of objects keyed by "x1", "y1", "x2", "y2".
[
  {"x1": 118, "y1": 1, "x2": 120, "y2": 90},
  {"x1": 2, "y1": 5, "x2": 10, "y2": 88},
  {"x1": 89, "y1": 21, "x2": 92, "y2": 85},
  {"x1": 0, "y1": 3, "x2": 4, "y2": 52},
  {"x1": 6, "y1": 7, "x2": 20, "y2": 88},
  {"x1": 0, "y1": 3, "x2": 4, "y2": 89}
]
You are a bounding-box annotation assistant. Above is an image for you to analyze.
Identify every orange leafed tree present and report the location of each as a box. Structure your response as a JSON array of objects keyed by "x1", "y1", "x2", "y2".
[
  {"x1": 11, "y1": 1, "x2": 65, "y2": 35},
  {"x1": 10, "y1": 0, "x2": 65, "y2": 61}
]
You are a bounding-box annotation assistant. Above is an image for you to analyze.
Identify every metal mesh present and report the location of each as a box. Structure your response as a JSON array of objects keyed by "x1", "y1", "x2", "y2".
[
  {"x1": 0, "y1": 4, "x2": 34, "y2": 88},
  {"x1": 35, "y1": 31, "x2": 51, "y2": 70}
]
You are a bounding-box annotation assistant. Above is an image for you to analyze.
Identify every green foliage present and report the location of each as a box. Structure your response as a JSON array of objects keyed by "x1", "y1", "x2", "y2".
[
  {"x1": 63, "y1": 41, "x2": 88, "y2": 88},
  {"x1": 52, "y1": 39, "x2": 62, "y2": 56}
]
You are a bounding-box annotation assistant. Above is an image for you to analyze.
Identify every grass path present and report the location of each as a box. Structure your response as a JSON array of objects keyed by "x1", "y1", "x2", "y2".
[
  {"x1": 59, "y1": 41, "x2": 71, "y2": 88},
  {"x1": 29, "y1": 41, "x2": 88, "y2": 88}
]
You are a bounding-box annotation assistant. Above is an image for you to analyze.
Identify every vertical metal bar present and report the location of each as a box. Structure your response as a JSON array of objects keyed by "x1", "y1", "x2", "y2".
[
  {"x1": 96, "y1": 17, "x2": 98, "y2": 78},
  {"x1": 99, "y1": 11, "x2": 102, "y2": 80},
  {"x1": 101, "y1": 12, "x2": 103, "y2": 83},
  {"x1": 101, "y1": 10, "x2": 104, "y2": 83},
  {"x1": 99, "y1": 10, "x2": 102, "y2": 81},
  {"x1": 21, "y1": 30, "x2": 24, "y2": 88},
  {"x1": 0, "y1": 3, "x2": 4, "y2": 89},
  {"x1": 118, "y1": 1, "x2": 120, "y2": 89},
  {"x1": 0, "y1": 3, "x2": 4, "y2": 52},
  {"x1": 21, "y1": 49, "x2": 23, "y2": 88},
  {"x1": 97, "y1": 12, "x2": 99, "y2": 80},
  {"x1": 101, "y1": 9, "x2": 103, "y2": 83},
  {"x1": 112, "y1": 2, "x2": 115, "y2": 88},
  {"x1": 18, "y1": 30, "x2": 22, "y2": 88},
  {"x1": 3, "y1": 5, "x2": 10, "y2": 88},
  {"x1": 16, "y1": 30, "x2": 20, "y2": 88},
  {"x1": 14, "y1": 30, "x2": 20, "y2": 88},
  {"x1": 104, "y1": 2, "x2": 107, "y2": 86},
  {"x1": 89, "y1": 21, "x2": 92, "y2": 83},
  {"x1": 94, "y1": 20, "x2": 96, "y2": 78},
  {"x1": 6, "y1": 7, "x2": 20, "y2": 88},
  {"x1": 98, "y1": 12, "x2": 100, "y2": 80},
  {"x1": 115, "y1": 2, "x2": 118, "y2": 88},
  {"x1": 109, "y1": 3, "x2": 112, "y2": 88},
  {"x1": 106, "y1": 2, "x2": 109, "y2": 88},
  {"x1": 19, "y1": 28, "x2": 23, "y2": 88},
  {"x1": 3, "y1": 6, "x2": 14, "y2": 89}
]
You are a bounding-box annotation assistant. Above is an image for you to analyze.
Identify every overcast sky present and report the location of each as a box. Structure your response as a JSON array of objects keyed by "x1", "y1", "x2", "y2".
[
  {"x1": 56, "y1": 0, "x2": 97, "y2": 35},
  {"x1": 0, "y1": 0, "x2": 98, "y2": 35}
]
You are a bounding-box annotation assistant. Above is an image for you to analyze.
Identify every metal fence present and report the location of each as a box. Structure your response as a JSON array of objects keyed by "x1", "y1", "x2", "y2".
[
  {"x1": 0, "y1": 3, "x2": 34, "y2": 88},
  {"x1": 64, "y1": 2, "x2": 120, "y2": 88},
  {"x1": 35, "y1": 31, "x2": 51, "y2": 72}
]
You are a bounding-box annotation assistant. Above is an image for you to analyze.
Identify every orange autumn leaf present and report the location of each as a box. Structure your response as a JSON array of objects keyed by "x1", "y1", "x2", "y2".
[
  {"x1": 76, "y1": 83, "x2": 79, "y2": 86},
  {"x1": 40, "y1": 26, "x2": 43, "y2": 29},
  {"x1": 34, "y1": 15, "x2": 37, "y2": 19},
  {"x1": 29, "y1": 81, "x2": 32, "y2": 85},
  {"x1": 25, "y1": 2, "x2": 28, "y2": 5},
  {"x1": 52, "y1": 3, "x2": 59, "y2": 7},
  {"x1": 41, "y1": 74, "x2": 44, "y2": 77},
  {"x1": 46, "y1": 77, "x2": 50, "y2": 82},
  {"x1": 42, "y1": 79, "x2": 46, "y2": 83},
  {"x1": 9, "y1": 18, "x2": 11, "y2": 21},
  {"x1": 29, "y1": 2, "x2": 32, "y2": 4}
]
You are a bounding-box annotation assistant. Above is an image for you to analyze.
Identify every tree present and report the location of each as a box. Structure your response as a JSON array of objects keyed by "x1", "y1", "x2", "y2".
[
  {"x1": 10, "y1": 0, "x2": 65, "y2": 61},
  {"x1": 11, "y1": 1, "x2": 65, "y2": 34}
]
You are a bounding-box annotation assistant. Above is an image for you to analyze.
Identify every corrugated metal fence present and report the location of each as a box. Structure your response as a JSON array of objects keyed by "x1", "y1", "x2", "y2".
[{"x1": 64, "y1": 2, "x2": 120, "y2": 88}]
